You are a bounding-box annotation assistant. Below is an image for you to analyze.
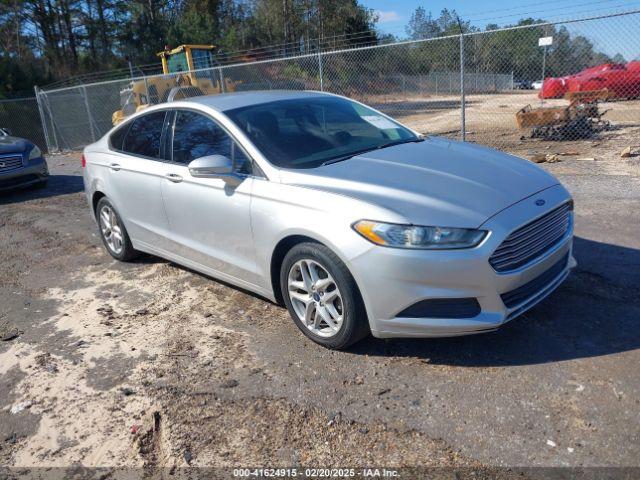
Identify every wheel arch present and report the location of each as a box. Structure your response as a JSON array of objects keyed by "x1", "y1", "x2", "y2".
[
  {"x1": 92, "y1": 190, "x2": 106, "y2": 215},
  {"x1": 268, "y1": 232, "x2": 368, "y2": 316},
  {"x1": 270, "y1": 234, "x2": 318, "y2": 305},
  {"x1": 270, "y1": 232, "x2": 372, "y2": 346}
]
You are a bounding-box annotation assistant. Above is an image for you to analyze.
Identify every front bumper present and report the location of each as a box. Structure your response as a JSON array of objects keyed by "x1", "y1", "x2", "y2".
[
  {"x1": 349, "y1": 185, "x2": 576, "y2": 338},
  {"x1": 0, "y1": 156, "x2": 49, "y2": 191}
]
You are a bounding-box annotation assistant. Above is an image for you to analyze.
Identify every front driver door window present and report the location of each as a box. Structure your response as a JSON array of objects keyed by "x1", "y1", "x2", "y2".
[
  {"x1": 171, "y1": 110, "x2": 252, "y2": 174},
  {"x1": 160, "y1": 109, "x2": 258, "y2": 285}
]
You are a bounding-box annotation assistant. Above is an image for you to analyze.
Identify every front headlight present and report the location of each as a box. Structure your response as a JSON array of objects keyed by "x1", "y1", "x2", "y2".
[
  {"x1": 353, "y1": 220, "x2": 487, "y2": 250},
  {"x1": 28, "y1": 146, "x2": 42, "y2": 160}
]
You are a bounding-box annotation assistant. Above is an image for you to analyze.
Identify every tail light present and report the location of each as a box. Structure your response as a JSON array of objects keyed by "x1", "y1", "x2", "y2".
[{"x1": 81, "y1": 154, "x2": 86, "y2": 168}]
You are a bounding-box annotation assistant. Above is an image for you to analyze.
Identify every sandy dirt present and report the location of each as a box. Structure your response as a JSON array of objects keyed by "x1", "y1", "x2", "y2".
[
  {"x1": 368, "y1": 91, "x2": 640, "y2": 140},
  {"x1": 0, "y1": 192, "x2": 483, "y2": 472}
]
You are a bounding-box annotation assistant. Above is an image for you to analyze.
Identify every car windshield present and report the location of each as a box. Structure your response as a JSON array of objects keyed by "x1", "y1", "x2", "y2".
[{"x1": 224, "y1": 96, "x2": 419, "y2": 169}]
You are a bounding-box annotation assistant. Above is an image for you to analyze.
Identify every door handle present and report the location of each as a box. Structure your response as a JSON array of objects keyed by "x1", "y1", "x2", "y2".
[
  {"x1": 165, "y1": 173, "x2": 183, "y2": 183},
  {"x1": 109, "y1": 163, "x2": 121, "y2": 171}
]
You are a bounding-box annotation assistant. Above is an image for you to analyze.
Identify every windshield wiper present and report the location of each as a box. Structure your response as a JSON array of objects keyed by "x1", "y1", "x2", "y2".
[
  {"x1": 320, "y1": 137, "x2": 424, "y2": 166},
  {"x1": 375, "y1": 137, "x2": 425, "y2": 151}
]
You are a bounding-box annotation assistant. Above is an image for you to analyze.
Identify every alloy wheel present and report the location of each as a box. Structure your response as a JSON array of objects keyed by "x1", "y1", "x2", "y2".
[
  {"x1": 99, "y1": 205, "x2": 124, "y2": 255},
  {"x1": 287, "y1": 259, "x2": 344, "y2": 338}
]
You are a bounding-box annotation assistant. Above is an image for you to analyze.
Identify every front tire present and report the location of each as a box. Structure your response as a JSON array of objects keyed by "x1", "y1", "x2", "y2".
[
  {"x1": 280, "y1": 242, "x2": 369, "y2": 349},
  {"x1": 96, "y1": 197, "x2": 138, "y2": 261}
]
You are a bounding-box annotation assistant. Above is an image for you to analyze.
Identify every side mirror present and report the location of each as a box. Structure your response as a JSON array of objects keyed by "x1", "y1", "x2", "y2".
[
  {"x1": 188, "y1": 155, "x2": 243, "y2": 186},
  {"x1": 188, "y1": 155, "x2": 233, "y2": 177}
]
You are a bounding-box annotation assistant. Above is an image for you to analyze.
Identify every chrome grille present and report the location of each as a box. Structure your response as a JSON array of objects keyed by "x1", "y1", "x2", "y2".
[
  {"x1": 0, "y1": 155, "x2": 24, "y2": 173},
  {"x1": 490, "y1": 202, "x2": 572, "y2": 272}
]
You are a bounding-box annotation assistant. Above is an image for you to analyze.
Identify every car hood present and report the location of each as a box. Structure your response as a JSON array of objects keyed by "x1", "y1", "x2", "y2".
[
  {"x1": 0, "y1": 135, "x2": 31, "y2": 154},
  {"x1": 278, "y1": 137, "x2": 559, "y2": 228}
]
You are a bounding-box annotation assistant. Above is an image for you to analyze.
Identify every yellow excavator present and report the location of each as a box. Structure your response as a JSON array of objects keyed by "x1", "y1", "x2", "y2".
[{"x1": 112, "y1": 44, "x2": 238, "y2": 125}]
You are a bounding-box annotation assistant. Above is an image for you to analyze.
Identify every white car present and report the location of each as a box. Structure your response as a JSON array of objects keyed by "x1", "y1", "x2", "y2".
[
  {"x1": 532, "y1": 80, "x2": 544, "y2": 90},
  {"x1": 83, "y1": 91, "x2": 575, "y2": 349}
]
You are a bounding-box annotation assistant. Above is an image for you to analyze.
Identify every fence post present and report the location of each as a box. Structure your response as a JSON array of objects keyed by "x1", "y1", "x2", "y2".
[
  {"x1": 219, "y1": 67, "x2": 226, "y2": 93},
  {"x1": 81, "y1": 85, "x2": 97, "y2": 142},
  {"x1": 34, "y1": 86, "x2": 53, "y2": 154},
  {"x1": 143, "y1": 77, "x2": 150, "y2": 104},
  {"x1": 44, "y1": 94, "x2": 61, "y2": 151},
  {"x1": 459, "y1": 33, "x2": 466, "y2": 142},
  {"x1": 38, "y1": 90, "x2": 60, "y2": 152},
  {"x1": 317, "y1": 51, "x2": 324, "y2": 91}
]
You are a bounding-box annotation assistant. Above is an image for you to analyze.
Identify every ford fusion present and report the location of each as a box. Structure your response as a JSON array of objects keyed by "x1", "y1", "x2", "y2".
[{"x1": 83, "y1": 91, "x2": 575, "y2": 349}]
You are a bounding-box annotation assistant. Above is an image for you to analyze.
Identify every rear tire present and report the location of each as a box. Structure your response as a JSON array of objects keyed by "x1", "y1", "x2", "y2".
[
  {"x1": 280, "y1": 242, "x2": 369, "y2": 349},
  {"x1": 96, "y1": 197, "x2": 138, "y2": 261}
]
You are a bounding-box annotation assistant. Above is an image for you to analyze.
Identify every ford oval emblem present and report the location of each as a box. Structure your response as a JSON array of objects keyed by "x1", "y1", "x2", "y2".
[{"x1": 535, "y1": 199, "x2": 546, "y2": 206}]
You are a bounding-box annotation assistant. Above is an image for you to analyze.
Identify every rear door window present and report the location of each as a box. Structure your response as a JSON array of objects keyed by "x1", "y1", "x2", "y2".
[{"x1": 120, "y1": 111, "x2": 167, "y2": 159}]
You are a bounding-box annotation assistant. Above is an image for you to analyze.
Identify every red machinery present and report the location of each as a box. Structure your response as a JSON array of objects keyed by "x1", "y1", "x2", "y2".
[{"x1": 540, "y1": 61, "x2": 640, "y2": 99}]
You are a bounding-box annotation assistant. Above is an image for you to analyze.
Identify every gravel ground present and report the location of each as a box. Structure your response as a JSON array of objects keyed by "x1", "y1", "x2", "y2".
[{"x1": 0, "y1": 129, "x2": 639, "y2": 475}]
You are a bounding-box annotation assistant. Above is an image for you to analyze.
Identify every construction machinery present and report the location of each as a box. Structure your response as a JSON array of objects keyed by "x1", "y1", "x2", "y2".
[{"x1": 112, "y1": 45, "x2": 237, "y2": 125}]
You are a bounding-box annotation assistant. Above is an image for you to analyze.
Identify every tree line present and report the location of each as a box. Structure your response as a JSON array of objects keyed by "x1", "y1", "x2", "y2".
[
  {"x1": 0, "y1": 0, "x2": 376, "y2": 96},
  {"x1": 404, "y1": 7, "x2": 627, "y2": 81},
  {"x1": 0, "y1": 3, "x2": 629, "y2": 97}
]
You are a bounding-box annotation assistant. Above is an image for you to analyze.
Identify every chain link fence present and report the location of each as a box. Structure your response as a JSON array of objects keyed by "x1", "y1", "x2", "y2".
[
  {"x1": 0, "y1": 97, "x2": 47, "y2": 150},
  {"x1": 26, "y1": 9, "x2": 640, "y2": 155},
  {"x1": 462, "y1": 11, "x2": 640, "y2": 151}
]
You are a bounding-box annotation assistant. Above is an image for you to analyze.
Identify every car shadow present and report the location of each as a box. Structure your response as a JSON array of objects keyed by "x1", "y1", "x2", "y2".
[
  {"x1": 0, "y1": 174, "x2": 84, "y2": 205},
  {"x1": 349, "y1": 236, "x2": 640, "y2": 366}
]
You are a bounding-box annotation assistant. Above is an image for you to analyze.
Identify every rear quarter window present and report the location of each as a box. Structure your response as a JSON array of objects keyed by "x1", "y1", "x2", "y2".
[{"x1": 109, "y1": 123, "x2": 130, "y2": 151}]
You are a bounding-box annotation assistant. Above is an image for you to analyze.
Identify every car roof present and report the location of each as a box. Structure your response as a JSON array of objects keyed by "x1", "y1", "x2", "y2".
[{"x1": 185, "y1": 90, "x2": 333, "y2": 112}]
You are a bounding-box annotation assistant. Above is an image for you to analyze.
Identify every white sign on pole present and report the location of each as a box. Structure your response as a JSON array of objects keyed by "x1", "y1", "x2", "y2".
[{"x1": 538, "y1": 36, "x2": 553, "y2": 47}]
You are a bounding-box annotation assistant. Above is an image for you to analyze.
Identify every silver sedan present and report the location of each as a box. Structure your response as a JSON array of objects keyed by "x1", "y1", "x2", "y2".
[{"x1": 83, "y1": 91, "x2": 575, "y2": 349}]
